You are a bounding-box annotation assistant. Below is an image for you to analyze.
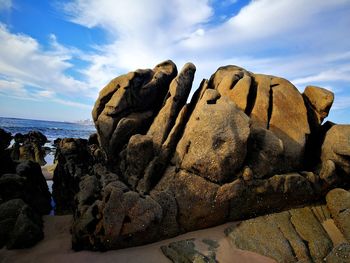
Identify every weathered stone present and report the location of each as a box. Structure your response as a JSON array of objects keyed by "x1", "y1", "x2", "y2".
[
  {"x1": 268, "y1": 77, "x2": 310, "y2": 170},
  {"x1": 174, "y1": 89, "x2": 250, "y2": 183},
  {"x1": 326, "y1": 189, "x2": 350, "y2": 241},
  {"x1": 120, "y1": 134, "x2": 154, "y2": 189},
  {"x1": 147, "y1": 62, "x2": 196, "y2": 148},
  {"x1": 225, "y1": 213, "x2": 297, "y2": 262},
  {"x1": 53, "y1": 138, "x2": 92, "y2": 214},
  {"x1": 246, "y1": 126, "x2": 284, "y2": 178},
  {"x1": 10, "y1": 131, "x2": 48, "y2": 165},
  {"x1": 290, "y1": 207, "x2": 333, "y2": 261},
  {"x1": 155, "y1": 167, "x2": 227, "y2": 231},
  {"x1": 92, "y1": 60, "x2": 177, "y2": 159},
  {"x1": 325, "y1": 243, "x2": 350, "y2": 263},
  {"x1": 321, "y1": 125, "x2": 350, "y2": 175},
  {"x1": 209, "y1": 65, "x2": 252, "y2": 112},
  {"x1": 226, "y1": 205, "x2": 334, "y2": 263},
  {"x1": 161, "y1": 239, "x2": 217, "y2": 263},
  {"x1": 303, "y1": 85, "x2": 334, "y2": 126}
]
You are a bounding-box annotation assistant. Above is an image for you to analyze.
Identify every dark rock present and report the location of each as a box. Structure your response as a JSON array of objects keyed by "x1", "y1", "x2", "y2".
[
  {"x1": 0, "y1": 129, "x2": 15, "y2": 175},
  {"x1": 0, "y1": 128, "x2": 12, "y2": 151},
  {"x1": 53, "y1": 138, "x2": 92, "y2": 214},
  {"x1": 0, "y1": 161, "x2": 51, "y2": 215},
  {"x1": 88, "y1": 133, "x2": 99, "y2": 145},
  {"x1": 0, "y1": 199, "x2": 43, "y2": 249},
  {"x1": 245, "y1": 126, "x2": 284, "y2": 178}
]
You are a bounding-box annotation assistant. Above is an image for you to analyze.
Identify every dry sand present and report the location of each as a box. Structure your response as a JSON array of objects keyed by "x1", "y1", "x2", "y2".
[{"x1": 0, "y1": 215, "x2": 276, "y2": 263}]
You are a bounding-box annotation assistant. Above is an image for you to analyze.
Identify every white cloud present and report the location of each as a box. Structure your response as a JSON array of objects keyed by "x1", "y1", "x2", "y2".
[
  {"x1": 0, "y1": 23, "x2": 97, "y2": 106},
  {"x1": 292, "y1": 68, "x2": 350, "y2": 86},
  {"x1": 0, "y1": 0, "x2": 12, "y2": 11},
  {"x1": 61, "y1": 0, "x2": 350, "y2": 86},
  {"x1": 2, "y1": 0, "x2": 349, "y2": 121}
]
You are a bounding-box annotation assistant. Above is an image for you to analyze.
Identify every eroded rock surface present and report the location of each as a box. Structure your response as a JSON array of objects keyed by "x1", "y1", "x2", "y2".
[
  {"x1": 49, "y1": 61, "x2": 350, "y2": 252},
  {"x1": 10, "y1": 131, "x2": 48, "y2": 166}
]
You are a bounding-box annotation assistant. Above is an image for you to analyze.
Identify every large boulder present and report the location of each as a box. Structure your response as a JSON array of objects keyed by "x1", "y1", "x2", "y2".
[
  {"x1": 0, "y1": 161, "x2": 51, "y2": 215},
  {"x1": 52, "y1": 61, "x2": 350, "y2": 252},
  {"x1": 209, "y1": 68, "x2": 310, "y2": 174},
  {"x1": 0, "y1": 199, "x2": 43, "y2": 249},
  {"x1": 52, "y1": 138, "x2": 92, "y2": 214},
  {"x1": 321, "y1": 125, "x2": 350, "y2": 176},
  {"x1": 92, "y1": 60, "x2": 177, "y2": 159},
  {"x1": 173, "y1": 89, "x2": 250, "y2": 184},
  {"x1": 303, "y1": 85, "x2": 334, "y2": 127}
]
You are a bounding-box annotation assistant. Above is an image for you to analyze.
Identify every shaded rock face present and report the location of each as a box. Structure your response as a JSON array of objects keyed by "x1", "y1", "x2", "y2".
[
  {"x1": 321, "y1": 125, "x2": 350, "y2": 176},
  {"x1": 0, "y1": 199, "x2": 43, "y2": 249},
  {"x1": 10, "y1": 131, "x2": 48, "y2": 166},
  {"x1": 0, "y1": 129, "x2": 51, "y2": 249},
  {"x1": 52, "y1": 138, "x2": 93, "y2": 215},
  {"x1": 92, "y1": 60, "x2": 178, "y2": 160},
  {"x1": 0, "y1": 129, "x2": 14, "y2": 175},
  {"x1": 50, "y1": 61, "x2": 350, "y2": 251},
  {"x1": 0, "y1": 161, "x2": 51, "y2": 215}
]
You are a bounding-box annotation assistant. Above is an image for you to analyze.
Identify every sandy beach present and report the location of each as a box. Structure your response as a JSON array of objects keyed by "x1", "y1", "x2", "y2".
[{"x1": 0, "y1": 215, "x2": 275, "y2": 263}]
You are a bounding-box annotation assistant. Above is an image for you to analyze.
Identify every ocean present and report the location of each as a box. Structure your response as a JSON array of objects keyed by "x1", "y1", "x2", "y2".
[
  {"x1": 0, "y1": 117, "x2": 96, "y2": 164},
  {"x1": 0, "y1": 117, "x2": 96, "y2": 142},
  {"x1": 0, "y1": 117, "x2": 96, "y2": 213}
]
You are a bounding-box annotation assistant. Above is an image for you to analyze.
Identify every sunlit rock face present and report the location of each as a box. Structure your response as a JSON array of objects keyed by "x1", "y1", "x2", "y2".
[{"x1": 51, "y1": 60, "x2": 350, "y2": 251}]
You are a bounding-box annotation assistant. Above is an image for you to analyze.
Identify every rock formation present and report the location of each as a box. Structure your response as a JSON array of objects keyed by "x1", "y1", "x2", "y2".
[
  {"x1": 225, "y1": 188, "x2": 350, "y2": 263},
  {"x1": 51, "y1": 60, "x2": 350, "y2": 252},
  {"x1": 10, "y1": 131, "x2": 48, "y2": 166},
  {"x1": 0, "y1": 128, "x2": 51, "y2": 249}
]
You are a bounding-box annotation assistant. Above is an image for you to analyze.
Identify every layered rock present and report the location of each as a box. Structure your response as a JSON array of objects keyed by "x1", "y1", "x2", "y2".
[
  {"x1": 225, "y1": 188, "x2": 350, "y2": 263},
  {"x1": 50, "y1": 61, "x2": 350, "y2": 251}
]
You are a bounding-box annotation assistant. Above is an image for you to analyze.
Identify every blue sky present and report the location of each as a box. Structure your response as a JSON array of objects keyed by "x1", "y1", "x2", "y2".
[{"x1": 0, "y1": 0, "x2": 349, "y2": 123}]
